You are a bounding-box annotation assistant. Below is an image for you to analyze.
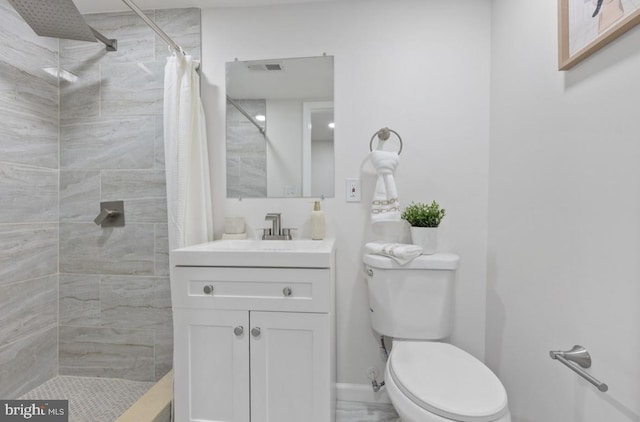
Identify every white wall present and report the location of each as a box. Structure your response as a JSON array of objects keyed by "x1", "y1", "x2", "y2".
[
  {"x1": 266, "y1": 99, "x2": 302, "y2": 197},
  {"x1": 488, "y1": 1, "x2": 640, "y2": 421},
  {"x1": 311, "y1": 140, "x2": 334, "y2": 198},
  {"x1": 200, "y1": 0, "x2": 491, "y2": 387}
]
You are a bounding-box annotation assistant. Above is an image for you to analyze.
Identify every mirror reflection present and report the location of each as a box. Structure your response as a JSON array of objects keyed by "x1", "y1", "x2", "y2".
[{"x1": 226, "y1": 55, "x2": 334, "y2": 198}]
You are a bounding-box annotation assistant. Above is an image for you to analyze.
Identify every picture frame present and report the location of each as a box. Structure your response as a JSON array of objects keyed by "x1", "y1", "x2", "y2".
[{"x1": 558, "y1": 0, "x2": 640, "y2": 70}]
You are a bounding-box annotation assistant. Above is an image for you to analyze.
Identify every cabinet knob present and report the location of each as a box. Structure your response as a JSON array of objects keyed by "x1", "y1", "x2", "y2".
[
  {"x1": 251, "y1": 327, "x2": 261, "y2": 337},
  {"x1": 234, "y1": 326, "x2": 244, "y2": 336},
  {"x1": 203, "y1": 284, "x2": 214, "y2": 294},
  {"x1": 367, "y1": 269, "x2": 374, "y2": 277},
  {"x1": 283, "y1": 287, "x2": 292, "y2": 297}
]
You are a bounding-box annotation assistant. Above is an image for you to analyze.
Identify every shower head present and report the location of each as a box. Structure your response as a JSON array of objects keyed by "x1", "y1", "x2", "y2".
[{"x1": 8, "y1": 0, "x2": 117, "y2": 51}]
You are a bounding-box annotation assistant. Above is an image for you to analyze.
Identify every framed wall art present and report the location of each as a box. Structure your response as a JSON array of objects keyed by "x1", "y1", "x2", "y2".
[{"x1": 558, "y1": 0, "x2": 640, "y2": 70}]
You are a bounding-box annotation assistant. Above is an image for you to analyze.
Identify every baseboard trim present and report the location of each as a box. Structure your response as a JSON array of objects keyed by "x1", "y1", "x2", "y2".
[{"x1": 336, "y1": 383, "x2": 391, "y2": 404}]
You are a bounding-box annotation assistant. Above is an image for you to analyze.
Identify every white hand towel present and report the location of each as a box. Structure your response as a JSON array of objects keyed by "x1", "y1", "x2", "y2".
[
  {"x1": 365, "y1": 242, "x2": 422, "y2": 265},
  {"x1": 370, "y1": 150, "x2": 401, "y2": 222}
]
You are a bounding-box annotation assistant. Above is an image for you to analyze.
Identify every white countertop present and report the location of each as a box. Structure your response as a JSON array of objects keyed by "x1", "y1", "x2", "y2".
[{"x1": 171, "y1": 238, "x2": 336, "y2": 268}]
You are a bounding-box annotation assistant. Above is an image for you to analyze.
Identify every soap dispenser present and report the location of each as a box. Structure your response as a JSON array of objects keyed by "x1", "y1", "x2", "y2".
[{"x1": 311, "y1": 201, "x2": 325, "y2": 240}]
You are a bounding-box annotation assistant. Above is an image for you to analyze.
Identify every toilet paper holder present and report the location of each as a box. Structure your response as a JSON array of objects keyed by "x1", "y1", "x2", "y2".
[{"x1": 549, "y1": 345, "x2": 608, "y2": 392}]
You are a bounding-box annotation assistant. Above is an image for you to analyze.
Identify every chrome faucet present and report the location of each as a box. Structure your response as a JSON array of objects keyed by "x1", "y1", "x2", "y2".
[
  {"x1": 265, "y1": 213, "x2": 281, "y2": 237},
  {"x1": 263, "y1": 213, "x2": 293, "y2": 240}
]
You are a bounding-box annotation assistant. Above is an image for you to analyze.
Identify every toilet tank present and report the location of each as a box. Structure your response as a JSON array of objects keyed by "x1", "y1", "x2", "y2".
[{"x1": 364, "y1": 253, "x2": 460, "y2": 340}]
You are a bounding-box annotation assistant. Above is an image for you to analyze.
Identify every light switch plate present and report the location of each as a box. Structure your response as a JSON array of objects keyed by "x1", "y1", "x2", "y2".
[{"x1": 346, "y1": 178, "x2": 361, "y2": 202}]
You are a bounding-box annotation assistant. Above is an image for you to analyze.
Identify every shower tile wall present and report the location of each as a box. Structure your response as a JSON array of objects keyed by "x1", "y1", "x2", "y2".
[
  {"x1": 0, "y1": 0, "x2": 59, "y2": 398},
  {"x1": 57, "y1": 8, "x2": 201, "y2": 382},
  {"x1": 226, "y1": 99, "x2": 268, "y2": 197}
]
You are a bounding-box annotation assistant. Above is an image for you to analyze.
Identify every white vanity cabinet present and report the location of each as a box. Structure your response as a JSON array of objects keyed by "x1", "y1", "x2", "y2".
[{"x1": 171, "y1": 240, "x2": 336, "y2": 422}]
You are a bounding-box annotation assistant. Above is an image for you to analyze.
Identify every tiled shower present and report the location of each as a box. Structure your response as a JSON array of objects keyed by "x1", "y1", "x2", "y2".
[
  {"x1": 0, "y1": 0, "x2": 59, "y2": 398},
  {"x1": 226, "y1": 99, "x2": 267, "y2": 197},
  {"x1": 0, "y1": 0, "x2": 200, "y2": 398}
]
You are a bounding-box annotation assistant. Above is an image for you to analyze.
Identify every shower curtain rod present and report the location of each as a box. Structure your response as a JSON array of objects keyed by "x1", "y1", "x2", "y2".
[
  {"x1": 226, "y1": 95, "x2": 266, "y2": 134},
  {"x1": 121, "y1": 0, "x2": 190, "y2": 57}
]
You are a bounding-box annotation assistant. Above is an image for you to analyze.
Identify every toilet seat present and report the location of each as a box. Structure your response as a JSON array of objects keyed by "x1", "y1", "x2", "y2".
[{"x1": 388, "y1": 342, "x2": 508, "y2": 422}]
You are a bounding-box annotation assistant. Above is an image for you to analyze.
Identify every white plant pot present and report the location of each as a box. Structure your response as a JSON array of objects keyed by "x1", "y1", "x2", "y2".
[{"x1": 410, "y1": 227, "x2": 438, "y2": 255}]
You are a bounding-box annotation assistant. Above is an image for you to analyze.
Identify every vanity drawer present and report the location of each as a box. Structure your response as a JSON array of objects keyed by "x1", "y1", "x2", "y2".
[{"x1": 172, "y1": 266, "x2": 331, "y2": 312}]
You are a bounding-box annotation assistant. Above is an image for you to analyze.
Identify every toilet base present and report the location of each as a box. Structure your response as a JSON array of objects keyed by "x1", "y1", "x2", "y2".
[{"x1": 384, "y1": 364, "x2": 511, "y2": 422}]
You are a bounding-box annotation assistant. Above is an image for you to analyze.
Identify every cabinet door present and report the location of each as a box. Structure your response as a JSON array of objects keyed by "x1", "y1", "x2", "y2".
[
  {"x1": 174, "y1": 309, "x2": 250, "y2": 422},
  {"x1": 250, "y1": 312, "x2": 330, "y2": 422}
]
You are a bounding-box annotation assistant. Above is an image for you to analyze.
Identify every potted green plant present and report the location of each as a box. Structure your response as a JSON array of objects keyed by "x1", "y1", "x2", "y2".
[{"x1": 401, "y1": 200, "x2": 446, "y2": 255}]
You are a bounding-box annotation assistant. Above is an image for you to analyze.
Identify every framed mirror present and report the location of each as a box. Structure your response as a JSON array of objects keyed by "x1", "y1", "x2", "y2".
[{"x1": 226, "y1": 55, "x2": 334, "y2": 198}]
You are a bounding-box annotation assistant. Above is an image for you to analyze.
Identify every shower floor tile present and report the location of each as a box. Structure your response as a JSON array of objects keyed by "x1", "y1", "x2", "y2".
[{"x1": 19, "y1": 376, "x2": 154, "y2": 422}]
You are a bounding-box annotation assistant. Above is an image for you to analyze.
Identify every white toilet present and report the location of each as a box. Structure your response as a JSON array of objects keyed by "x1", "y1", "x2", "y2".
[{"x1": 364, "y1": 253, "x2": 511, "y2": 422}]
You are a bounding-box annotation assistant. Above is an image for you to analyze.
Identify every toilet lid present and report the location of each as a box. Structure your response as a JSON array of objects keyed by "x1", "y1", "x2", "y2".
[{"x1": 389, "y1": 342, "x2": 508, "y2": 422}]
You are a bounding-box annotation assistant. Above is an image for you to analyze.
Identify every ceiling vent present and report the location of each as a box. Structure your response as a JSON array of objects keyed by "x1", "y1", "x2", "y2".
[{"x1": 247, "y1": 62, "x2": 284, "y2": 72}]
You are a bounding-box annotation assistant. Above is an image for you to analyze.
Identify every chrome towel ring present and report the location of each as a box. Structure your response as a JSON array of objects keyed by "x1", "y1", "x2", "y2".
[{"x1": 369, "y1": 127, "x2": 403, "y2": 155}]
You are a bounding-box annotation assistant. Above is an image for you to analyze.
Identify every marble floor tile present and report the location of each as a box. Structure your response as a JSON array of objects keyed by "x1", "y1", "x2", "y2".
[{"x1": 337, "y1": 400, "x2": 399, "y2": 422}]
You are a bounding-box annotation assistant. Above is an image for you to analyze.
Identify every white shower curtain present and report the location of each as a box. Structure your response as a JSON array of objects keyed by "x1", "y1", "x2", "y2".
[{"x1": 164, "y1": 55, "x2": 213, "y2": 251}]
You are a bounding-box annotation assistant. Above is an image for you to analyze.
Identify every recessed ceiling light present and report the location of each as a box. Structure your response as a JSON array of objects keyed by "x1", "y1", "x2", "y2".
[
  {"x1": 328, "y1": 122, "x2": 335, "y2": 129},
  {"x1": 255, "y1": 114, "x2": 266, "y2": 122}
]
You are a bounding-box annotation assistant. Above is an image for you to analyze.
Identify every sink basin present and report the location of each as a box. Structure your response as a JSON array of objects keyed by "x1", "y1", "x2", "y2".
[
  {"x1": 171, "y1": 239, "x2": 335, "y2": 268},
  {"x1": 189, "y1": 239, "x2": 327, "y2": 251}
]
